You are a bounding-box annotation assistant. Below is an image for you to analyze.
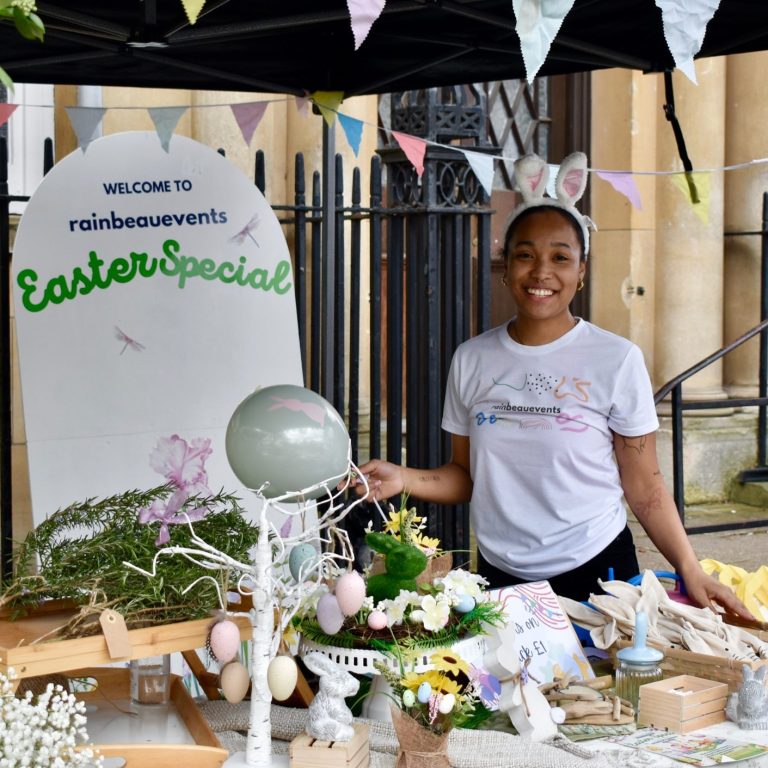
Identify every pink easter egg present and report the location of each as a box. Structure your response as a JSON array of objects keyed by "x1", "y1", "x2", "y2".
[
  {"x1": 367, "y1": 610, "x2": 387, "y2": 630},
  {"x1": 316, "y1": 593, "x2": 345, "y2": 634},
  {"x1": 209, "y1": 619, "x2": 241, "y2": 664},
  {"x1": 334, "y1": 571, "x2": 366, "y2": 616}
]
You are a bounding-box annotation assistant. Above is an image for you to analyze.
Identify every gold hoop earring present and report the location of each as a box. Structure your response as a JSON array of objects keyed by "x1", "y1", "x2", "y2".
[
  {"x1": 577, "y1": 279, "x2": 585, "y2": 292},
  {"x1": 502, "y1": 277, "x2": 508, "y2": 286}
]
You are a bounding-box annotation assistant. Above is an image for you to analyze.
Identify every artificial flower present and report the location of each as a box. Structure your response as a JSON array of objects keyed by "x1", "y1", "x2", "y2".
[
  {"x1": 437, "y1": 568, "x2": 488, "y2": 599},
  {"x1": 430, "y1": 650, "x2": 470, "y2": 677},
  {"x1": 401, "y1": 669, "x2": 461, "y2": 697},
  {"x1": 410, "y1": 594, "x2": 451, "y2": 631},
  {"x1": 149, "y1": 434, "x2": 212, "y2": 495}
]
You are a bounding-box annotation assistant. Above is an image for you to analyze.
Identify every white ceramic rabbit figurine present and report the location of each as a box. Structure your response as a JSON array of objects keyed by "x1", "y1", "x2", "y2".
[
  {"x1": 482, "y1": 623, "x2": 563, "y2": 741},
  {"x1": 303, "y1": 652, "x2": 360, "y2": 742},
  {"x1": 726, "y1": 665, "x2": 768, "y2": 730}
]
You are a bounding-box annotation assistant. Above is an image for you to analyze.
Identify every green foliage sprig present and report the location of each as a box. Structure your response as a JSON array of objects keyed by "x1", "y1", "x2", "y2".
[
  {"x1": 0, "y1": 485, "x2": 259, "y2": 635},
  {"x1": 0, "y1": 1, "x2": 45, "y2": 90}
]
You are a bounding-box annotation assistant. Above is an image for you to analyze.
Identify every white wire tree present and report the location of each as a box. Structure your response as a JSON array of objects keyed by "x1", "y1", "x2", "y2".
[{"x1": 125, "y1": 386, "x2": 370, "y2": 768}]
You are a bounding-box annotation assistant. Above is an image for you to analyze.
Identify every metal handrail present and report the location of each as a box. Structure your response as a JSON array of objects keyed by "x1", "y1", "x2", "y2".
[{"x1": 653, "y1": 192, "x2": 768, "y2": 534}]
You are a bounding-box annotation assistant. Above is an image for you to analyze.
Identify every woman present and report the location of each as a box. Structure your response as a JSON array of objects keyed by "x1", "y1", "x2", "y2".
[{"x1": 351, "y1": 152, "x2": 750, "y2": 617}]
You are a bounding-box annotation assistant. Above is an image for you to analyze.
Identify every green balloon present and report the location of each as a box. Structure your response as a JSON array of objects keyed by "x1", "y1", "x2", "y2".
[{"x1": 226, "y1": 384, "x2": 350, "y2": 499}]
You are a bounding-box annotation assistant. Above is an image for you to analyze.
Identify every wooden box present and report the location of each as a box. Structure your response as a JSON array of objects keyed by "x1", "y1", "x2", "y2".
[
  {"x1": 289, "y1": 724, "x2": 369, "y2": 768},
  {"x1": 638, "y1": 674, "x2": 728, "y2": 733}
]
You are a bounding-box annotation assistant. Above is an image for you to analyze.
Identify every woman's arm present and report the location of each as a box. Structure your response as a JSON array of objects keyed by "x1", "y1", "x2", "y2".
[
  {"x1": 613, "y1": 430, "x2": 753, "y2": 619},
  {"x1": 350, "y1": 433, "x2": 473, "y2": 504}
]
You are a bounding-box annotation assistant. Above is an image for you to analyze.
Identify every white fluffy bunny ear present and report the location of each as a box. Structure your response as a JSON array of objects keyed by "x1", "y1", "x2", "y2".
[
  {"x1": 514, "y1": 153, "x2": 549, "y2": 203},
  {"x1": 555, "y1": 152, "x2": 588, "y2": 206}
]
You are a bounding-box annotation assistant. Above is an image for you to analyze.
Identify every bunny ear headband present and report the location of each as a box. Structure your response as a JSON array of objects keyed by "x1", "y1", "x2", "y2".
[{"x1": 510, "y1": 151, "x2": 596, "y2": 257}]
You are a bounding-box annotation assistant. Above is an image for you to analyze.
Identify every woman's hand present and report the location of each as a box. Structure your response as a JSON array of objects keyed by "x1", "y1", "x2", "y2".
[
  {"x1": 678, "y1": 564, "x2": 755, "y2": 621},
  {"x1": 346, "y1": 459, "x2": 406, "y2": 501}
]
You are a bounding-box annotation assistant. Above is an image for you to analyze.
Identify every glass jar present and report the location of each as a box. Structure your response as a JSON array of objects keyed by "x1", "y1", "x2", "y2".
[
  {"x1": 130, "y1": 654, "x2": 171, "y2": 705},
  {"x1": 614, "y1": 611, "x2": 664, "y2": 711}
]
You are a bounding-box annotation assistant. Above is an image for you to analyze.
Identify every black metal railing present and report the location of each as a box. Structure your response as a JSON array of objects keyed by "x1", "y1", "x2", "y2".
[
  {"x1": 654, "y1": 192, "x2": 768, "y2": 534},
  {"x1": 1, "y1": 139, "x2": 491, "y2": 576}
]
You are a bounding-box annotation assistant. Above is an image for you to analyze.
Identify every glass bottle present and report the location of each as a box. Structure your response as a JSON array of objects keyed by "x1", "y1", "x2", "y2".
[
  {"x1": 130, "y1": 654, "x2": 171, "y2": 705},
  {"x1": 614, "y1": 611, "x2": 664, "y2": 711}
]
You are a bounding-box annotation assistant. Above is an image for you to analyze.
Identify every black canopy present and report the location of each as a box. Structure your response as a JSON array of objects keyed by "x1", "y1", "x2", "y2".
[{"x1": 2, "y1": 1, "x2": 768, "y2": 95}]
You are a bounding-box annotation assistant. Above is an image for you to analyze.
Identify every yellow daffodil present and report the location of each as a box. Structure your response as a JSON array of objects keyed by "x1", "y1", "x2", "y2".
[{"x1": 401, "y1": 669, "x2": 461, "y2": 697}]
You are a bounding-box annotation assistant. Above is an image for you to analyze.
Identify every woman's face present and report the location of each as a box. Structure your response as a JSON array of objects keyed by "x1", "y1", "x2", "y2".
[{"x1": 503, "y1": 208, "x2": 586, "y2": 326}]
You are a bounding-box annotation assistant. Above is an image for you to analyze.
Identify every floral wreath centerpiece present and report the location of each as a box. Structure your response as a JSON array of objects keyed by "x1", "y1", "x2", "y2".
[{"x1": 294, "y1": 501, "x2": 505, "y2": 662}]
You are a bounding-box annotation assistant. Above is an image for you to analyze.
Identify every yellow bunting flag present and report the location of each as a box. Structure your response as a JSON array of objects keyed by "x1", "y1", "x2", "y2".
[
  {"x1": 670, "y1": 171, "x2": 711, "y2": 225},
  {"x1": 311, "y1": 91, "x2": 344, "y2": 126},
  {"x1": 181, "y1": 0, "x2": 207, "y2": 24}
]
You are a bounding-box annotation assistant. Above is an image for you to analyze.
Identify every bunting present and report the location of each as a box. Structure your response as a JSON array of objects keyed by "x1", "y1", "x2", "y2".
[
  {"x1": 295, "y1": 94, "x2": 311, "y2": 118},
  {"x1": 462, "y1": 149, "x2": 495, "y2": 197},
  {"x1": 65, "y1": 106, "x2": 106, "y2": 153},
  {"x1": 513, "y1": 0, "x2": 576, "y2": 83},
  {"x1": 180, "y1": 0, "x2": 207, "y2": 25},
  {"x1": 671, "y1": 171, "x2": 711, "y2": 224},
  {"x1": 0, "y1": 103, "x2": 17, "y2": 129},
  {"x1": 148, "y1": 106, "x2": 188, "y2": 152},
  {"x1": 347, "y1": 0, "x2": 386, "y2": 50},
  {"x1": 392, "y1": 131, "x2": 427, "y2": 177},
  {"x1": 338, "y1": 113, "x2": 363, "y2": 157},
  {"x1": 596, "y1": 171, "x2": 643, "y2": 210},
  {"x1": 231, "y1": 102, "x2": 268, "y2": 145},
  {"x1": 311, "y1": 91, "x2": 345, "y2": 127},
  {"x1": 655, "y1": 0, "x2": 721, "y2": 84}
]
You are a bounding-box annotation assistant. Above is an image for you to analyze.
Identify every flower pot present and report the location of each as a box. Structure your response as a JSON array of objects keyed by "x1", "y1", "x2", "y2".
[{"x1": 390, "y1": 704, "x2": 451, "y2": 768}]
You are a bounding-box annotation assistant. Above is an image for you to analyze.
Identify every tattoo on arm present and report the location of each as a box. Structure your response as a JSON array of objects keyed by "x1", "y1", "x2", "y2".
[
  {"x1": 419, "y1": 475, "x2": 441, "y2": 482},
  {"x1": 621, "y1": 435, "x2": 647, "y2": 455}
]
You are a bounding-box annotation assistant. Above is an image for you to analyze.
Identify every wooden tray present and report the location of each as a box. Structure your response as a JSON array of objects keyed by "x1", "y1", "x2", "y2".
[
  {"x1": 0, "y1": 606, "x2": 251, "y2": 681},
  {"x1": 69, "y1": 666, "x2": 228, "y2": 768}
]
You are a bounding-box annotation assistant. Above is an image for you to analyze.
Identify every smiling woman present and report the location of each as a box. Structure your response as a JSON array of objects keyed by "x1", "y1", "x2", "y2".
[{"x1": 349, "y1": 152, "x2": 754, "y2": 620}]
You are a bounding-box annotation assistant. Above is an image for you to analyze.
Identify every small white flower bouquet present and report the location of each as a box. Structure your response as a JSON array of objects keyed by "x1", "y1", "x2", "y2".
[{"x1": 0, "y1": 668, "x2": 102, "y2": 767}]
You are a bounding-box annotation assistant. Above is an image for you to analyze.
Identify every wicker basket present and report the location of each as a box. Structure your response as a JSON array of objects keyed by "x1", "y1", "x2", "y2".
[{"x1": 612, "y1": 624, "x2": 768, "y2": 694}]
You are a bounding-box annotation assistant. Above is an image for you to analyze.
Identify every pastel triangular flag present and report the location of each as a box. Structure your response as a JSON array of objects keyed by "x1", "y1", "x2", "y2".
[
  {"x1": 181, "y1": 0, "x2": 206, "y2": 24},
  {"x1": 596, "y1": 171, "x2": 643, "y2": 210},
  {"x1": 513, "y1": 0, "x2": 576, "y2": 83},
  {"x1": 65, "y1": 106, "x2": 106, "y2": 153},
  {"x1": 655, "y1": 0, "x2": 720, "y2": 84},
  {"x1": 230, "y1": 102, "x2": 268, "y2": 145},
  {"x1": 392, "y1": 131, "x2": 427, "y2": 178},
  {"x1": 0, "y1": 103, "x2": 17, "y2": 129},
  {"x1": 462, "y1": 149, "x2": 496, "y2": 197},
  {"x1": 295, "y1": 94, "x2": 310, "y2": 118},
  {"x1": 311, "y1": 91, "x2": 344, "y2": 126},
  {"x1": 347, "y1": 0, "x2": 386, "y2": 50},
  {"x1": 670, "y1": 171, "x2": 710, "y2": 225},
  {"x1": 148, "y1": 106, "x2": 187, "y2": 152},
  {"x1": 338, "y1": 113, "x2": 363, "y2": 157}
]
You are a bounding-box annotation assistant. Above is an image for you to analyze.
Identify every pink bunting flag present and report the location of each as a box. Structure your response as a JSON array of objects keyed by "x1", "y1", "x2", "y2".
[
  {"x1": 230, "y1": 102, "x2": 269, "y2": 145},
  {"x1": 295, "y1": 94, "x2": 310, "y2": 118},
  {"x1": 392, "y1": 131, "x2": 427, "y2": 178},
  {"x1": 596, "y1": 171, "x2": 643, "y2": 210},
  {"x1": 0, "y1": 103, "x2": 17, "y2": 129},
  {"x1": 347, "y1": 0, "x2": 386, "y2": 50}
]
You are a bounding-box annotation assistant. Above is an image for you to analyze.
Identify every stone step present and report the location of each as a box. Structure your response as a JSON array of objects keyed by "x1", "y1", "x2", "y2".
[
  {"x1": 629, "y1": 502, "x2": 768, "y2": 575},
  {"x1": 728, "y1": 478, "x2": 768, "y2": 508}
]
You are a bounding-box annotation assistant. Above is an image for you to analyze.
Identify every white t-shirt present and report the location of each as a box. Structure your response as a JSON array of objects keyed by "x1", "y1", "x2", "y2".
[{"x1": 442, "y1": 319, "x2": 659, "y2": 580}]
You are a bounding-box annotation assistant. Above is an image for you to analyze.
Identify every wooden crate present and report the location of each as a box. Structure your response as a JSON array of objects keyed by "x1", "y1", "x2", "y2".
[
  {"x1": 68, "y1": 666, "x2": 228, "y2": 768},
  {"x1": 289, "y1": 724, "x2": 369, "y2": 768},
  {"x1": 638, "y1": 674, "x2": 728, "y2": 733}
]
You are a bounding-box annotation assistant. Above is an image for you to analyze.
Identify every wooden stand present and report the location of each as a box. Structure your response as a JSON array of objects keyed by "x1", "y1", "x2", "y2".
[{"x1": 289, "y1": 724, "x2": 369, "y2": 768}]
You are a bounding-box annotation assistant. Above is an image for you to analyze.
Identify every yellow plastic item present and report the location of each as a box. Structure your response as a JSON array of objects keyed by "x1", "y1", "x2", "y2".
[{"x1": 700, "y1": 559, "x2": 768, "y2": 620}]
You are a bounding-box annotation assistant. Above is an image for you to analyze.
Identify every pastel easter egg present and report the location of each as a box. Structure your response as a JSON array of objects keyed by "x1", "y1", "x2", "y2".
[
  {"x1": 267, "y1": 655, "x2": 299, "y2": 701},
  {"x1": 454, "y1": 594, "x2": 476, "y2": 614},
  {"x1": 316, "y1": 593, "x2": 345, "y2": 634},
  {"x1": 438, "y1": 693, "x2": 456, "y2": 714},
  {"x1": 417, "y1": 682, "x2": 432, "y2": 704},
  {"x1": 220, "y1": 661, "x2": 250, "y2": 703},
  {"x1": 209, "y1": 619, "x2": 241, "y2": 664},
  {"x1": 367, "y1": 610, "x2": 388, "y2": 630},
  {"x1": 334, "y1": 571, "x2": 366, "y2": 616},
  {"x1": 289, "y1": 543, "x2": 319, "y2": 581},
  {"x1": 402, "y1": 689, "x2": 416, "y2": 708}
]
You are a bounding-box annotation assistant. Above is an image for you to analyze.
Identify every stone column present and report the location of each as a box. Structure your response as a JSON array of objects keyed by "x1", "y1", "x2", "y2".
[
  {"x1": 723, "y1": 52, "x2": 768, "y2": 397},
  {"x1": 654, "y1": 60, "x2": 727, "y2": 399}
]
